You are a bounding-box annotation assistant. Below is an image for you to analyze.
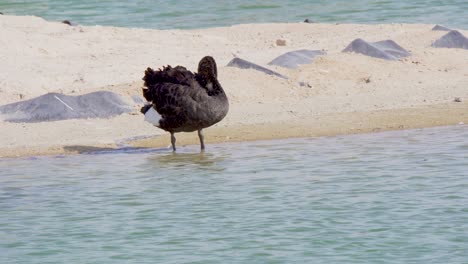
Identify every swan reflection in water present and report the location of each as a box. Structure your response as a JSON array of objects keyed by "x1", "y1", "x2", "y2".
[{"x1": 146, "y1": 151, "x2": 229, "y2": 172}]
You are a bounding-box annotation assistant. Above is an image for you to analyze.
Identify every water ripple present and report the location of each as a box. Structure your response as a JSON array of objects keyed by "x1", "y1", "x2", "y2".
[
  {"x1": 0, "y1": 0, "x2": 467, "y2": 29},
  {"x1": 0, "y1": 125, "x2": 467, "y2": 263}
]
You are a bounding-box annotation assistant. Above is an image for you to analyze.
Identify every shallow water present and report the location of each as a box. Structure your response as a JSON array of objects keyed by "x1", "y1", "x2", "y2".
[
  {"x1": 1, "y1": 0, "x2": 467, "y2": 29},
  {"x1": 1, "y1": 125, "x2": 467, "y2": 263}
]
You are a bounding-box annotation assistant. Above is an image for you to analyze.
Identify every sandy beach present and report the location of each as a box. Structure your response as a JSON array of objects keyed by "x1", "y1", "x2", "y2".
[{"x1": 0, "y1": 15, "x2": 467, "y2": 158}]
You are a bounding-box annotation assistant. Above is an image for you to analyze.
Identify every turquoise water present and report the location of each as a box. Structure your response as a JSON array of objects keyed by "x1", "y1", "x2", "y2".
[
  {"x1": 1, "y1": 0, "x2": 467, "y2": 29},
  {"x1": 1, "y1": 125, "x2": 467, "y2": 263}
]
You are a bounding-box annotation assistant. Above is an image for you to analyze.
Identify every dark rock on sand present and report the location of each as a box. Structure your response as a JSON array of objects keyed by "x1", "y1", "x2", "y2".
[
  {"x1": 432, "y1": 25, "x2": 452, "y2": 31},
  {"x1": 432, "y1": 30, "x2": 468, "y2": 49},
  {"x1": 227, "y1": 57, "x2": 287, "y2": 79},
  {"x1": 343, "y1": 39, "x2": 411, "y2": 60},
  {"x1": 268, "y1": 49, "x2": 326, "y2": 69},
  {"x1": 0, "y1": 91, "x2": 132, "y2": 123},
  {"x1": 303, "y1": 19, "x2": 315, "y2": 23}
]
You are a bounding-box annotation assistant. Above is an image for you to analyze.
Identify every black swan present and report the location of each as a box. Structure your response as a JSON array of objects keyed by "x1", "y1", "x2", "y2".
[{"x1": 141, "y1": 56, "x2": 229, "y2": 151}]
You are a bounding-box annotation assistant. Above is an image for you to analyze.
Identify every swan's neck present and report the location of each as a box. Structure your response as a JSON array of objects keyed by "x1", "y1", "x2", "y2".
[
  {"x1": 197, "y1": 56, "x2": 226, "y2": 98},
  {"x1": 207, "y1": 79, "x2": 227, "y2": 97},
  {"x1": 196, "y1": 71, "x2": 225, "y2": 97}
]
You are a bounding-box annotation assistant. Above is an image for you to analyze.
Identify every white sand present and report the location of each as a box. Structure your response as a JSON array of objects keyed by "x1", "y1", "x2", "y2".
[{"x1": 0, "y1": 15, "x2": 467, "y2": 157}]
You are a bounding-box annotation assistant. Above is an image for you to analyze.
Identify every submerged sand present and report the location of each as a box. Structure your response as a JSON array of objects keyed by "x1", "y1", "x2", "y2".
[{"x1": 0, "y1": 15, "x2": 467, "y2": 157}]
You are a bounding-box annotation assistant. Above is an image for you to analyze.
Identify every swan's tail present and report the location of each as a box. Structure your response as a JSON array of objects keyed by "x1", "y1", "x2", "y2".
[{"x1": 142, "y1": 65, "x2": 195, "y2": 102}]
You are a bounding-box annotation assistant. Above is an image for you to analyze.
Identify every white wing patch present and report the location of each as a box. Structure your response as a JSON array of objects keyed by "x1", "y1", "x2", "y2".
[{"x1": 144, "y1": 107, "x2": 162, "y2": 127}]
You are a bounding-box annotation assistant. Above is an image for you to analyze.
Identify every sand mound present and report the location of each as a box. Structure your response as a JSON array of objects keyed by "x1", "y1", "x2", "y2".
[
  {"x1": 432, "y1": 25, "x2": 452, "y2": 31},
  {"x1": 0, "y1": 91, "x2": 132, "y2": 123},
  {"x1": 226, "y1": 57, "x2": 287, "y2": 79},
  {"x1": 342, "y1": 39, "x2": 411, "y2": 60},
  {"x1": 268, "y1": 49, "x2": 326, "y2": 69},
  {"x1": 432, "y1": 30, "x2": 468, "y2": 49}
]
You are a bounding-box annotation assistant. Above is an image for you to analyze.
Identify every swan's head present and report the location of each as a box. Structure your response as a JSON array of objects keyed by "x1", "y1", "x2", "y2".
[{"x1": 198, "y1": 56, "x2": 217, "y2": 80}]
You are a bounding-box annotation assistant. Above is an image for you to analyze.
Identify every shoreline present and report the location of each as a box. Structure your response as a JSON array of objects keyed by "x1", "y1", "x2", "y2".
[
  {"x1": 1, "y1": 102, "x2": 465, "y2": 158},
  {"x1": 131, "y1": 102, "x2": 467, "y2": 151},
  {"x1": 0, "y1": 16, "x2": 467, "y2": 158}
]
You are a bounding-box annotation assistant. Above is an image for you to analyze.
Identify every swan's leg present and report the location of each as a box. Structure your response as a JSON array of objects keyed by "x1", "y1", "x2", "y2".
[
  {"x1": 198, "y1": 129, "x2": 205, "y2": 151},
  {"x1": 170, "y1": 132, "x2": 176, "y2": 151}
]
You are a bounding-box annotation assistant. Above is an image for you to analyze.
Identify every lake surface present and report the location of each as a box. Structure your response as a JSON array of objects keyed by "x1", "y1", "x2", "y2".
[
  {"x1": 1, "y1": 125, "x2": 467, "y2": 263},
  {"x1": 1, "y1": 0, "x2": 467, "y2": 29}
]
